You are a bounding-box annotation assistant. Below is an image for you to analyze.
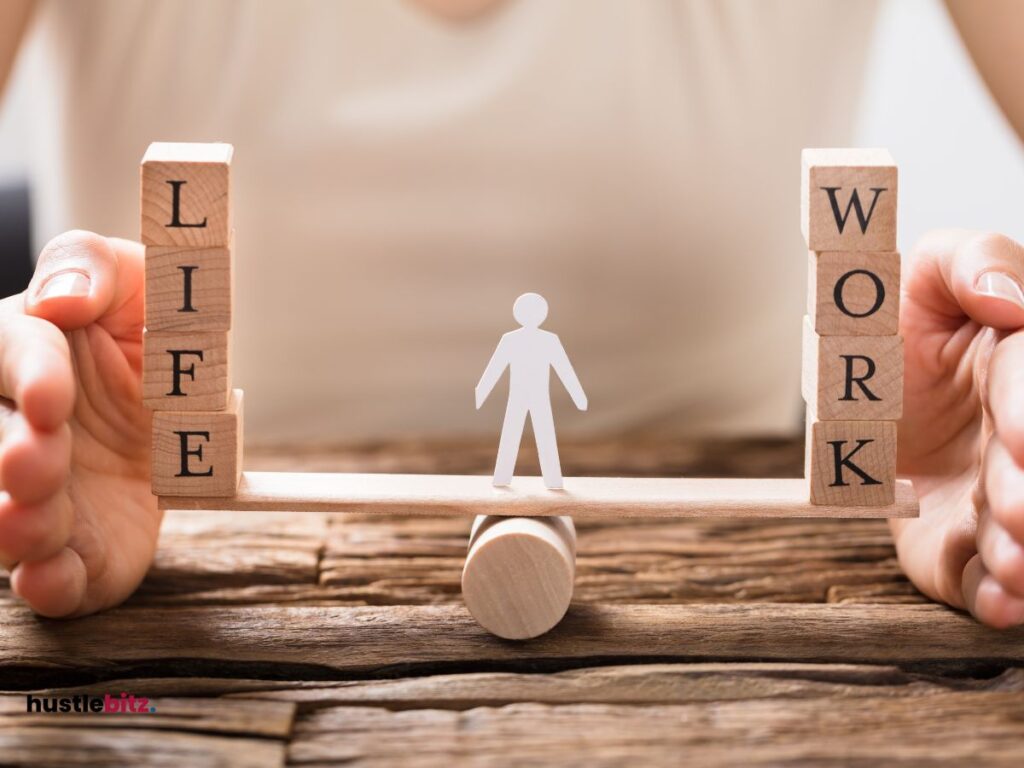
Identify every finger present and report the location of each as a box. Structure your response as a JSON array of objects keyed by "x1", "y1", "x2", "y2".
[
  {"x1": 25, "y1": 231, "x2": 144, "y2": 339},
  {"x1": 10, "y1": 546, "x2": 87, "y2": 618},
  {"x1": 983, "y1": 433, "x2": 1024, "y2": 543},
  {"x1": 0, "y1": 410, "x2": 71, "y2": 504},
  {"x1": 0, "y1": 314, "x2": 74, "y2": 432},
  {"x1": 988, "y1": 331, "x2": 1024, "y2": 465},
  {"x1": 0, "y1": 490, "x2": 73, "y2": 565},
  {"x1": 962, "y1": 553, "x2": 1024, "y2": 629},
  {"x1": 909, "y1": 230, "x2": 1024, "y2": 330}
]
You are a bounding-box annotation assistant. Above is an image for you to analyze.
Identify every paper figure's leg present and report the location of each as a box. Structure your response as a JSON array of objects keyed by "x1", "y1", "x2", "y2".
[
  {"x1": 493, "y1": 402, "x2": 528, "y2": 486},
  {"x1": 531, "y1": 402, "x2": 563, "y2": 490}
]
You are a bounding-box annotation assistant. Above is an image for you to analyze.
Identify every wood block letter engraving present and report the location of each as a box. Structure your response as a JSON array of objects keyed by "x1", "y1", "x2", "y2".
[
  {"x1": 142, "y1": 329, "x2": 230, "y2": 411},
  {"x1": 141, "y1": 142, "x2": 232, "y2": 247},
  {"x1": 808, "y1": 250, "x2": 900, "y2": 336},
  {"x1": 151, "y1": 390, "x2": 244, "y2": 497},
  {"x1": 801, "y1": 148, "x2": 897, "y2": 252},
  {"x1": 806, "y1": 418, "x2": 897, "y2": 506}
]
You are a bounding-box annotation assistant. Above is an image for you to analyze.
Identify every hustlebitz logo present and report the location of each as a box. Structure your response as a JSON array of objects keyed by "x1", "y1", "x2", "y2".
[{"x1": 26, "y1": 692, "x2": 157, "y2": 714}]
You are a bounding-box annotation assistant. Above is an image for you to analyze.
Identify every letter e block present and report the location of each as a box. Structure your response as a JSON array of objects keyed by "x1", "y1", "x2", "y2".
[
  {"x1": 802, "y1": 317, "x2": 903, "y2": 420},
  {"x1": 152, "y1": 390, "x2": 243, "y2": 497},
  {"x1": 801, "y1": 148, "x2": 897, "y2": 251},
  {"x1": 143, "y1": 330, "x2": 230, "y2": 411},
  {"x1": 808, "y1": 250, "x2": 900, "y2": 336},
  {"x1": 805, "y1": 418, "x2": 896, "y2": 506},
  {"x1": 145, "y1": 241, "x2": 233, "y2": 331},
  {"x1": 141, "y1": 142, "x2": 232, "y2": 247}
]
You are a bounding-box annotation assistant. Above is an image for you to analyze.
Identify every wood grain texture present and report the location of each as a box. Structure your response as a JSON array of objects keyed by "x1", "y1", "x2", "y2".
[
  {"x1": 806, "y1": 419, "x2": 897, "y2": 506},
  {"x1": 158, "y1": 472, "x2": 918, "y2": 518},
  {"x1": 802, "y1": 316, "x2": 904, "y2": 420},
  {"x1": 142, "y1": 329, "x2": 230, "y2": 411},
  {"x1": 801, "y1": 148, "x2": 897, "y2": 252},
  {"x1": 286, "y1": 694, "x2": 1024, "y2": 767},
  {"x1": 808, "y1": 250, "x2": 900, "y2": 336},
  {"x1": 462, "y1": 516, "x2": 576, "y2": 639},
  {"x1": 140, "y1": 142, "x2": 232, "y2": 247},
  {"x1": 144, "y1": 241, "x2": 233, "y2": 331},
  {"x1": 151, "y1": 389, "x2": 244, "y2": 497},
  {"x1": 2, "y1": 604, "x2": 1022, "y2": 675}
]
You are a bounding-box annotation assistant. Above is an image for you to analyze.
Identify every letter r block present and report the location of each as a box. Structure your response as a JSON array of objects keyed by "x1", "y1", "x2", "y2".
[
  {"x1": 142, "y1": 330, "x2": 230, "y2": 411},
  {"x1": 151, "y1": 389, "x2": 244, "y2": 496},
  {"x1": 805, "y1": 418, "x2": 896, "y2": 506},
  {"x1": 808, "y1": 251, "x2": 900, "y2": 336},
  {"x1": 141, "y1": 142, "x2": 232, "y2": 247},
  {"x1": 801, "y1": 148, "x2": 897, "y2": 252},
  {"x1": 802, "y1": 317, "x2": 903, "y2": 421}
]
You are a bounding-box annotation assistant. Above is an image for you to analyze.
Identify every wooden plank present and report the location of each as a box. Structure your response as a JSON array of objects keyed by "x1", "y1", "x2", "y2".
[
  {"x1": 3, "y1": 604, "x2": 1023, "y2": 680},
  {"x1": 158, "y1": 473, "x2": 919, "y2": 518},
  {"x1": 0, "y1": 696, "x2": 294, "y2": 738},
  {"x1": 0, "y1": 728, "x2": 283, "y2": 768},
  {"x1": 286, "y1": 693, "x2": 1024, "y2": 766}
]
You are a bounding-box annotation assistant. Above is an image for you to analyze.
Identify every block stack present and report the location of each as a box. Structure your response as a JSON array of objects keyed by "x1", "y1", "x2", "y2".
[
  {"x1": 141, "y1": 142, "x2": 243, "y2": 498},
  {"x1": 800, "y1": 149, "x2": 902, "y2": 506}
]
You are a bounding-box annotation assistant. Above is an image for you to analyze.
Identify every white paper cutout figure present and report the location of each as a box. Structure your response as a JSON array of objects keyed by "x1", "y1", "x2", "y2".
[{"x1": 475, "y1": 293, "x2": 587, "y2": 489}]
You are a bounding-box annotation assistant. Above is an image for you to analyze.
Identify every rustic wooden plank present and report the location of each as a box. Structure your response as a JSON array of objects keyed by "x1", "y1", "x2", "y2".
[
  {"x1": 287, "y1": 693, "x2": 1024, "y2": 766},
  {"x1": 158, "y1": 473, "x2": 919, "y2": 518},
  {"x1": 2, "y1": 604, "x2": 1023, "y2": 682},
  {"x1": 0, "y1": 727, "x2": 284, "y2": 767},
  {"x1": 0, "y1": 695, "x2": 294, "y2": 738}
]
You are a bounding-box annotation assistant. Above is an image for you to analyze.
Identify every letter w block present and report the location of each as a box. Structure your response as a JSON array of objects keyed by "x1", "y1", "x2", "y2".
[{"x1": 801, "y1": 149, "x2": 897, "y2": 252}]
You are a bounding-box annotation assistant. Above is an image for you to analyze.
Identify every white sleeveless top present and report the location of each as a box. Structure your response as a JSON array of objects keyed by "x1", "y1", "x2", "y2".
[{"x1": 21, "y1": 0, "x2": 878, "y2": 441}]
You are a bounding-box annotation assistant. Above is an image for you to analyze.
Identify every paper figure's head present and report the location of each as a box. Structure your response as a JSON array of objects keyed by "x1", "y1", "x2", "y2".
[{"x1": 513, "y1": 292, "x2": 548, "y2": 328}]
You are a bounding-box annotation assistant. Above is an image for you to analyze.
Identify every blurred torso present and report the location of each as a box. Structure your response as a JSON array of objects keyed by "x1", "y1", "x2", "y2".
[{"x1": 23, "y1": 0, "x2": 877, "y2": 441}]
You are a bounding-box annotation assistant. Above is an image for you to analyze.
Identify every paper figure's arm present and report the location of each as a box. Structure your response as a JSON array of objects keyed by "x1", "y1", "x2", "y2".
[
  {"x1": 551, "y1": 336, "x2": 588, "y2": 411},
  {"x1": 475, "y1": 336, "x2": 511, "y2": 409}
]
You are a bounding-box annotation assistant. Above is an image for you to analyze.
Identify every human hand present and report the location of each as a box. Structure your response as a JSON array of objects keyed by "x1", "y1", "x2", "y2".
[
  {"x1": 892, "y1": 230, "x2": 1024, "y2": 628},
  {"x1": 0, "y1": 230, "x2": 159, "y2": 617}
]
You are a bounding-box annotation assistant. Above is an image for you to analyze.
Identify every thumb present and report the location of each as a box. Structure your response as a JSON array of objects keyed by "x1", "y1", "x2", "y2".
[
  {"x1": 25, "y1": 230, "x2": 144, "y2": 337},
  {"x1": 912, "y1": 230, "x2": 1024, "y2": 332}
]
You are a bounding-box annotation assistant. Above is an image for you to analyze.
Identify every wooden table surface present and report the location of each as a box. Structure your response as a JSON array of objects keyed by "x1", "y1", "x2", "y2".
[{"x1": 2, "y1": 436, "x2": 1023, "y2": 767}]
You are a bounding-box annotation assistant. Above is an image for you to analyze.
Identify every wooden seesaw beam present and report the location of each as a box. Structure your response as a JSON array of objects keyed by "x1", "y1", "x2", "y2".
[{"x1": 157, "y1": 472, "x2": 919, "y2": 518}]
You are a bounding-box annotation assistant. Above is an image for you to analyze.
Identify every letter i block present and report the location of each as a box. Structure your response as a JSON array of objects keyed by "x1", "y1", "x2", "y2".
[
  {"x1": 802, "y1": 317, "x2": 903, "y2": 421},
  {"x1": 142, "y1": 330, "x2": 230, "y2": 410},
  {"x1": 152, "y1": 390, "x2": 244, "y2": 496},
  {"x1": 808, "y1": 250, "x2": 900, "y2": 336},
  {"x1": 806, "y1": 418, "x2": 897, "y2": 506},
  {"x1": 145, "y1": 239, "x2": 233, "y2": 331},
  {"x1": 141, "y1": 142, "x2": 232, "y2": 247},
  {"x1": 801, "y1": 148, "x2": 897, "y2": 252}
]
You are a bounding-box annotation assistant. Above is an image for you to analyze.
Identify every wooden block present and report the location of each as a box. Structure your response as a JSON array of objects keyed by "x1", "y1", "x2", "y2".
[
  {"x1": 143, "y1": 329, "x2": 230, "y2": 411},
  {"x1": 141, "y1": 142, "x2": 232, "y2": 247},
  {"x1": 145, "y1": 239, "x2": 233, "y2": 331},
  {"x1": 805, "y1": 418, "x2": 897, "y2": 506},
  {"x1": 808, "y1": 250, "x2": 900, "y2": 336},
  {"x1": 152, "y1": 389, "x2": 244, "y2": 497},
  {"x1": 801, "y1": 148, "x2": 897, "y2": 251},
  {"x1": 802, "y1": 316, "x2": 903, "y2": 421},
  {"x1": 462, "y1": 515, "x2": 576, "y2": 639},
  {"x1": 157, "y1": 473, "x2": 919, "y2": 519}
]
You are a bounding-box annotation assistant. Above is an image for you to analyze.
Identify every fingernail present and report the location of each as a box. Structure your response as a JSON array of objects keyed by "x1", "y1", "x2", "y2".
[
  {"x1": 975, "y1": 272, "x2": 1024, "y2": 308},
  {"x1": 36, "y1": 270, "x2": 91, "y2": 301}
]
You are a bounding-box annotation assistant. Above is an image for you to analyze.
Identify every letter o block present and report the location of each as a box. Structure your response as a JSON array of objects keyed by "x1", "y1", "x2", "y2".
[
  {"x1": 808, "y1": 251, "x2": 900, "y2": 336},
  {"x1": 152, "y1": 390, "x2": 243, "y2": 497}
]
